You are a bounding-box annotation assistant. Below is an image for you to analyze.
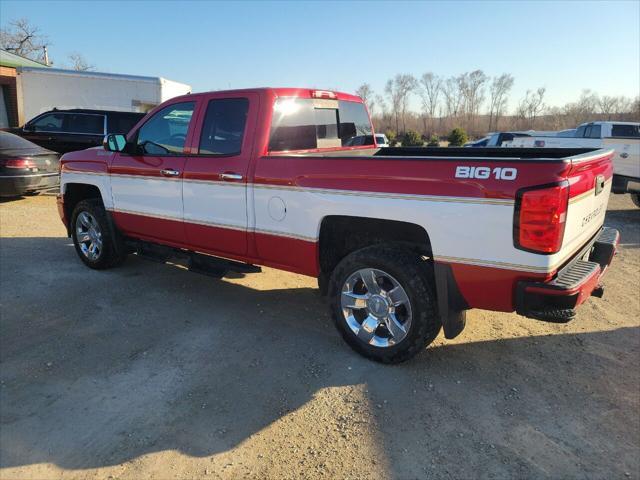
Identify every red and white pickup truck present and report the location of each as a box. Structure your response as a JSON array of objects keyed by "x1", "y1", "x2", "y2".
[{"x1": 57, "y1": 88, "x2": 619, "y2": 363}]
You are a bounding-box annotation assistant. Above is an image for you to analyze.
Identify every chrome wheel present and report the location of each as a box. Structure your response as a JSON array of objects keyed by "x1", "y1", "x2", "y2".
[
  {"x1": 340, "y1": 268, "x2": 412, "y2": 347},
  {"x1": 75, "y1": 211, "x2": 103, "y2": 261}
]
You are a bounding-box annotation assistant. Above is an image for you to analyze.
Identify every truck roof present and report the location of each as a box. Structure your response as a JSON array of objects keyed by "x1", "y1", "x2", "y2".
[
  {"x1": 169, "y1": 87, "x2": 363, "y2": 103},
  {"x1": 579, "y1": 120, "x2": 640, "y2": 127}
]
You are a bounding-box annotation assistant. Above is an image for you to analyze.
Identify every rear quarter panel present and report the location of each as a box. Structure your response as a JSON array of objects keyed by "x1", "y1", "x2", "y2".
[{"x1": 251, "y1": 155, "x2": 573, "y2": 279}]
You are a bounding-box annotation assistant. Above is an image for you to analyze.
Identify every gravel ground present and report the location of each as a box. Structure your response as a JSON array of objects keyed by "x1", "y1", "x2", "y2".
[{"x1": 0, "y1": 193, "x2": 638, "y2": 480}]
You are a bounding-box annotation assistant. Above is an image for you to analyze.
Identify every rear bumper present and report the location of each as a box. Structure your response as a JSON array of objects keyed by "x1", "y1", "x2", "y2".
[
  {"x1": 515, "y1": 227, "x2": 619, "y2": 322},
  {"x1": 612, "y1": 174, "x2": 640, "y2": 194},
  {"x1": 0, "y1": 173, "x2": 59, "y2": 197}
]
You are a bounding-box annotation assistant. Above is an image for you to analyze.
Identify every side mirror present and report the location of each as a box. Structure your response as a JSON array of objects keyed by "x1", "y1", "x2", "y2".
[
  {"x1": 103, "y1": 134, "x2": 127, "y2": 152},
  {"x1": 23, "y1": 124, "x2": 34, "y2": 132}
]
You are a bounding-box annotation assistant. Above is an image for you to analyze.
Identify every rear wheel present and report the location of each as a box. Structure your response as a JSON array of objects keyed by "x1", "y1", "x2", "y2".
[
  {"x1": 71, "y1": 199, "x2": 127, "y2": 269},
  {"x1": 631, "y1": 193, "x2": 640, "y2": 208},
  {"x1": 329, "y1": 245, "x2": 441, "y2": 363}
]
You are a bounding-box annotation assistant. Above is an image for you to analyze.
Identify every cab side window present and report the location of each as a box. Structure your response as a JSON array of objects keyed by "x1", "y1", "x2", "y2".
[
  {"x1": 198, "y1": 98, "x2": 249, "y2": 155},
  {"x1": 588, "y1": 125, "x2": 601, "y2": 138},
  {"x1": 136, "y1": 102, "x2": 195, "y2": 155},
  {"x1": 612, "y1": 124, "x2": 640, "y2": 138},
  {"x1": 63, "y1": 114, "x2": 104, "y2": 134},
  {"x1": 31, "y1": 113, "x2": 64, "y2": 132}
]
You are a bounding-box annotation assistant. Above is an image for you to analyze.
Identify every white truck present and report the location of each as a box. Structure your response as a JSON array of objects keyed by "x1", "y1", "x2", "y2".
[{"x1": 505, "y1": 121, "x2": 640, "y2": 206}]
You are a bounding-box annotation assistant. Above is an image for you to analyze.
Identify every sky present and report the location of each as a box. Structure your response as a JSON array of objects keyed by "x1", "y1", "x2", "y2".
[{"x1": 1, "y1": 0, "x2": 639, "y2": 112}]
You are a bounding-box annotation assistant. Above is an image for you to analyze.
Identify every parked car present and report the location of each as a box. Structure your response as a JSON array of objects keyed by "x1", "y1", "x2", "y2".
[
  {"x1": 375, "y1": 134, "x2": 389, "y2": 147},
  {"x1": 57, "y1": 88, "x2": 618, "y2": 363},
  {"x1": 505, "y1": 121, "x2": 640, "y2": 206},
  {"x1": 465, "y1": 131, "x2": 533, "y2": 147},
  {"x1": 7, "y1": 109, "x2": 145, "y2": 154},
  {"x1": 0, "y1": 131, "x2": 60, "y2": 197}
]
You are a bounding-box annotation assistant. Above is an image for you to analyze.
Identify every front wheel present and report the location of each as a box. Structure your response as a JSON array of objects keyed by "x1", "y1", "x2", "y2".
[
  {"x1": 329, "y1": 245, "x2": 441, "y2": 363},
  {"x1": 71, "y1": 199, "x2": 127, "y2": 269}
]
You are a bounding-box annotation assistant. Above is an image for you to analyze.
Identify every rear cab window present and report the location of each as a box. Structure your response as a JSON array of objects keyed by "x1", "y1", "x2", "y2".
[{"x1": 268, "y1": 94, "x2": 373, "y2": 152}]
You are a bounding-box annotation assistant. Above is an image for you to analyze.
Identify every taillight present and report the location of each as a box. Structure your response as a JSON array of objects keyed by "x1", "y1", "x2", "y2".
[
  {"x1": 4, "y1": 158, "x2": 36, "y2": 169},
  {"x1": 514, "y1": 182, "x2": 569, "y2": 254}
]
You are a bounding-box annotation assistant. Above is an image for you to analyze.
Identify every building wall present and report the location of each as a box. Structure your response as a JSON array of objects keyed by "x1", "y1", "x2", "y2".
[{"x1": 16, "y1": 68, "x2": 191, "y2": 123}]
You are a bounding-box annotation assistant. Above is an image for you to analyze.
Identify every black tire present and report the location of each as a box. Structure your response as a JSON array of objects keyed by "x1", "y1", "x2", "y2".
[
  {"x1": 71, "y1": 199, "x2": 127, "y2": 269},
  {"x1": 632, "y1": 194, "x2": 640, "y2": 208},
  {"x1": 329, "y1": 244, "x2": 441, "y2": 363}
]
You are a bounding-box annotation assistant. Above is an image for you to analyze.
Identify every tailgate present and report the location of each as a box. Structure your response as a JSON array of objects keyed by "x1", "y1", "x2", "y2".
[{"x1": 561, "y1": 149, "x2": 614, "y2": 261}]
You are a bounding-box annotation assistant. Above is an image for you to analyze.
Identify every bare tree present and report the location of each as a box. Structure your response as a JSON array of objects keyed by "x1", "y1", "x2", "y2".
[
  {"x1": 385, "y1": 74, "x2": 417, "y2": 134},
  {"x1": 563, "y1": 89, "x2": 599, "y2": 125},
  {"x1": 487, "y1": 73, "x2": 514, "y2": 131},
  {"x1": 68, "y1": 52, "x2": 94, "y2": 71},
  {"x1": 355, "y1": 84, "x2": 374, "y2": 113},
  {"x1": 441, "y1": 76, "x2": 464, "y2": 119},
  {"x1": 517, "y1": 87, "x2": 546, "y2": 128},
  {"x1": 598, "y1": 95, "x2": 619, "y2": 119},
  {"x1": 418, "y1": 72, "x2": 442, "y2": 135},
  {"x1": 458, "y1": 70, "x2": 488, "y2": 130},
  {"x1": 0, "y1": 18, "x2": 50, "y2": 62}
]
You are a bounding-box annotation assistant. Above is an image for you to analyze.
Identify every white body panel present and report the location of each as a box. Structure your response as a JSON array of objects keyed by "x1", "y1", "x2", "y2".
[
  {"x1": 109, "y1": 174, "x2": 183, "y2": 221},
  {"x1": 60, "y1": 171, "x2": 608, "y2": 275},
  {"x1": 603, "y1": 138, "x2": 640, "y2": 179},
  {"x1": 16, "y1": 67, "x2": 191, "y2": 123},
  {"x1": 183, "y1": 181, "x2": 247, "y2": 231}
]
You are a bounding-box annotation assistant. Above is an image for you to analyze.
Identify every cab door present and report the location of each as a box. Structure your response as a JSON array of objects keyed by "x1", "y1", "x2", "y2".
[
  {"x1": 109, "y1": 100, "x2": 198, "y2": 245},
  {"x1": 182, "y1": 93, "x2": 257, "y2": 256}
]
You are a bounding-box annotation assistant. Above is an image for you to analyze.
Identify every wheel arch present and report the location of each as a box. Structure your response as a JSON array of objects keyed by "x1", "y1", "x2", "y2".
[
  {"x1": 62, "y1": 182, "x2": 105, "y2": 233},
  {"x1": 317, "y1": 215, "x2": 433, "y2": 278},
  {"x1": 317, "y1": 214, "x2": 467, "y2": 340}
]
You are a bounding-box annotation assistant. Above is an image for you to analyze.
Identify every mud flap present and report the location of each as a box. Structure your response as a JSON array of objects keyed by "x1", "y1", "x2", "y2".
[{"x1": 433, "y1": 262, "x2": 468, "y2": 339}]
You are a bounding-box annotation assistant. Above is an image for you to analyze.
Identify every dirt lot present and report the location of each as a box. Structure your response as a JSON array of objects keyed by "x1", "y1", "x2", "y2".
[{"x1": 0, "y1": 193, "x2": 638, "y2": 480}]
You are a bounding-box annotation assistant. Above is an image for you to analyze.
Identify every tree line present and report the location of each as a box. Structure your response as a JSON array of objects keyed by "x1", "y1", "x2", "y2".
[{"x1": 356, "y1": 71, "x2": 639, "y2": 142}]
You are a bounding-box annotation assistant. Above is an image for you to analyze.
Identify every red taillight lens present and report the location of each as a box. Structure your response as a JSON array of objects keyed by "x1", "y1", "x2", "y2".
[
  {"x1": 4, "y1": 158, "x2": 36, "y2": 169},
  {"x1": 515, "y1": 182, "x2": 569, "y2": 254}
]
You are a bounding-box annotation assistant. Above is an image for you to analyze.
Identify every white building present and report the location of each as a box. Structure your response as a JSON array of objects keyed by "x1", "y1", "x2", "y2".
[{"x1": 15, "y1": 67, "x2": 191, "y2": 124}]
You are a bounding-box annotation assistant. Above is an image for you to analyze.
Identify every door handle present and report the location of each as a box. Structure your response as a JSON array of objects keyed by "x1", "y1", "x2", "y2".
[
  {"x1": 160, "y1": 168, "x2": 180, "y2": 177},
  {"x1": 220, "y1": 173, "x2": 243, "y2": 181}
]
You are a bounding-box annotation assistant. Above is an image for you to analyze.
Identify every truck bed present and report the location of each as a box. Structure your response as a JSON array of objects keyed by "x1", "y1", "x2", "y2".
[
  {"x1": 374, "y1": 147, "x2": 598, "y2": 159},
  {"x1": 279, "y1": 147, "x2": 599, "y2": 160}
]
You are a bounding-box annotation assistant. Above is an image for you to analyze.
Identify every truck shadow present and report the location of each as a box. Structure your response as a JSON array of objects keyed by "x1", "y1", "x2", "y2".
[{"x1": 1, "y1": 237, "x2": 638, "y2": 478}]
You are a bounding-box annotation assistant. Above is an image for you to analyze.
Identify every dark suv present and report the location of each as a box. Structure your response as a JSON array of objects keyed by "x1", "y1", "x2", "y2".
[{"x1": 9, "y1": 109, "x2": 145, "y2": 154}]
